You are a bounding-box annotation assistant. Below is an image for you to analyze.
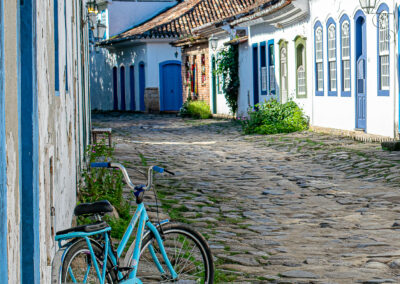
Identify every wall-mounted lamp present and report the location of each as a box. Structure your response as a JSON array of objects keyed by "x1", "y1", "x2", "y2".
[
  {"x1": 359, "y1": 0, "x2": 377, "y2": 14},
  {"x1": 209, "y1": 35, "x2": 218, "y2": 52}
]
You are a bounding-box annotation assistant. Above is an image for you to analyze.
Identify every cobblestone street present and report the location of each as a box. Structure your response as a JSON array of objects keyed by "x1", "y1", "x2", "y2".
[{"x1": 94, "y1": 113, "x2": 400, "y2": 284}]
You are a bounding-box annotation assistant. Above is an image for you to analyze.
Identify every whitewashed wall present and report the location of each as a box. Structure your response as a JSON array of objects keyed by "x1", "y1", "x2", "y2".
[
  {"x1": 239, "y1": 0, "x2": 398, "y2": 138},
  {"x1": 91, "y1": 41, "x2": 181, "y2": 111},
  {"x1": 209, "y1": 34, "x2": 231, "y2": 115}
]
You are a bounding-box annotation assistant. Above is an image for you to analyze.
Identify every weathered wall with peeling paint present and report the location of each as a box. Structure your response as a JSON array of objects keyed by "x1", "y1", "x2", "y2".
[{"x1": 3, "y1": 0, "x2": 91, "y2": 282}]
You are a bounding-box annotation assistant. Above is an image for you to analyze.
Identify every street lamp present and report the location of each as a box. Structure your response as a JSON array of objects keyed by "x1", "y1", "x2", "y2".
[
  {"x1": 96, "y1": 21, "x2": 107, "y2": 40},
  {"x1": 359, "y1": 0, "x2": 377, "y2": 14},
  {"x1": 209, "y1": 35, "x2": 218, "y2": 52}
]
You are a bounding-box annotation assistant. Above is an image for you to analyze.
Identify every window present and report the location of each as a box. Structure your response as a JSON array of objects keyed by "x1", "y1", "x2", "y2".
[
  {"x1": 252, "y1": 43, "x2": 259, "y2": 105},
  {"x1": 314, "y1": 22, "x2": 324, "y2": 96},
  {"x1": 327, "y1": 19, "x2": 337, "y2": 95},
  {"x1": 295, "y1": 36, "x2": 307, "y2": 98},
  {"x1": 340, "y1": 15, "x2": 351, "y2": 96},
  {"x1": 54, "y1": 0, "x2": 59, "y2": 95},
  {"x1": 113, "y1": 67, "x2": 118, "y2": 110},
  {"x1": 279, "y1": 40, "x2": 288, "y2": 103},
  {"x1": 377, "y1": 3, "x2": 390, "y2": 96},
  {"x1": 260, "y1": 42, "x2": 267, "y2": 95},
  {"x1": 120, "y1": 66, "x2": 126, "y2": 111},
  {"x1": 268, "y1": 41, "x2": 275, "y2": 95}
]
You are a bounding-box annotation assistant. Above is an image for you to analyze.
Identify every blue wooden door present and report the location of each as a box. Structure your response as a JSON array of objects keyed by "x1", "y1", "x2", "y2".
[
  {"x1": 120, "y1": 66, "x2": 126, "y2": 111},
  {"x1": 160, "y1": 61, "x2": 182, "y2": 111},
  {"x1": 252, "y1": 44, "x2": 259, "y2": 106},
  {"x1": 112, "y1": 67, "x2": 118, "y2": 110},
  {"x1": 139, "y1": 62, "x2": 145, "y2": 111},
  {"x1": 356, "y1": 57, "x2": 366, "y2": 129},
  {"x1": 129, "y1": 65, "x2": 135, "y2": 111}
]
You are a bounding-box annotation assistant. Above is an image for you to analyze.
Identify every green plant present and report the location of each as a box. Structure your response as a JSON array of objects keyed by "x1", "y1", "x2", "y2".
[
  {"x1": 240, "y1": 99, "x2": 309, "y2": 135},
  {"x1": 216, "y1": 45, "x2": 239, "y2": 114},
  {"x1": 79, "y1": 140, "x2": 131, "y2": 239},
  {"x1": 179, "y1": 100, "x2": 211, "y2": 119}
]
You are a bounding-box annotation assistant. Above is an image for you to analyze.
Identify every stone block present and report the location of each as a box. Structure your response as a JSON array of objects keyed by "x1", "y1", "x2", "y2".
[{"x1": 144, "y1": 87, "x2": 159, "y2": 113}]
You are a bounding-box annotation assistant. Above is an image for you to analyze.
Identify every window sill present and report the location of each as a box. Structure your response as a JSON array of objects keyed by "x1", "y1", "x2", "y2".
[
  {"x1": 341, "y1": 91, "x2": 351, "y2": 97},
  {"x1": 315, "y1": 91, "x2": 324, "y2": 97},
  {"x1": 55, "y1": 91, "x2": 60, "y2": 97},
  {"x1": 328, "y1": 91, "x2": 338, "y2": 96},
  {"x1": 378, "y1": 89, "x2": 389, "y2": 96}
]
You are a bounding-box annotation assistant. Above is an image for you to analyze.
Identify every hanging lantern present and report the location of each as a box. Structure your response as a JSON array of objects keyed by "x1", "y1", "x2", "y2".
[{"x1": 359, "y1": 0, "x2": 377, "y2": 14}]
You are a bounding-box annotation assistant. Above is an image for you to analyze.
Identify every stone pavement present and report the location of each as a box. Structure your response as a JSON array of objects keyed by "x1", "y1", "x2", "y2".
[{"x1": 93, "y1": 113, "x2": 400, "y2": 284}]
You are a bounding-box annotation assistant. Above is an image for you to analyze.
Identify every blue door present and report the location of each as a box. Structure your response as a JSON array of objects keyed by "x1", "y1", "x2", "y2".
[
  {"x1": 355, "y1": 11, "x2": 366, "y2": 130},
  {"x1": 356, "y1": 57, "x2": 366, "y2": 129},
  {"x1": 159, "y1": 61, "x2": 182, "y2": 111},
  {"x1": 139, "y1": 62, "x2": 145, "y2": 111},
  {"x1": 120, "y1": 66, "x2": 126, "y2": 111},
  {"x1": 252, "y1": 44, "x2": 259, "y2": 106},
  {"x1": 112, "y1": 67, "x2": 118, "y2": 110},
  {"x1": 0, "y1": 0, "x2": 8, "y2": 281},
  {"x1": 129, "y1": 65, "x2": 135, "y2": 111}
]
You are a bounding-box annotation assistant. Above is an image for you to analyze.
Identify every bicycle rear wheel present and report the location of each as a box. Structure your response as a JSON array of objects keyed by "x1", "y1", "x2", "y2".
[
  {"x1": 136, "y1": 223, "x2": 214, "y2": 283},
  {"x1": 60, "y1": 239, "x2": 117, "y2": 284}
]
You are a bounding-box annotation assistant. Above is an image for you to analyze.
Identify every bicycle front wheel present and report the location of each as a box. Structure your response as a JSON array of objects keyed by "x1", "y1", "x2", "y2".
[{"x1": 137, "y1": 223, "x2": 214, "y2": 283}]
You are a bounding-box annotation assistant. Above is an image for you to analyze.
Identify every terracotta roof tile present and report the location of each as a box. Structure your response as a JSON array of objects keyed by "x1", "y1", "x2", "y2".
[{"x1": 105, "y1": 0, "x2": 281, "y2": 43}]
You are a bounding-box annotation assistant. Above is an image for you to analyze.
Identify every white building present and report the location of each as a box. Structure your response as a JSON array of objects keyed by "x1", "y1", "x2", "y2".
[
  {"x1": 1, "y1": 0, "x2": 91, "y2": 282},
  {"x1": 233, "y1": 0, "x2": 400, "y2": 139}
]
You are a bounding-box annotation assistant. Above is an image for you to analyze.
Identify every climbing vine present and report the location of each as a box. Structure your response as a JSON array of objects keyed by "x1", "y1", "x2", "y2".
[{"x1": 216, "y1": 45, "x2": 239, "y2": 114}]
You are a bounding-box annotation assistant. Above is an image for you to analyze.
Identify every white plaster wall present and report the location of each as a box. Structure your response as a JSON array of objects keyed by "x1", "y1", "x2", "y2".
[
  {"x1": 310, "y1": 0, "x2": 396, "y2": 137},
  {"x1": 91, "y1": 41, "x2": 181, "y2": 111},
  {"x1": 238, "y1": 42, "x2": 252, "y2": 117},
  {"x1": 209, "y1": 35, "x2": 231, "y2": 115},
  {"x1": 108, "y1": 1, "x2": 177, "y2": 37},
  {"x1": 244, "y1": 17, "x2": 313, "y2": 120}
]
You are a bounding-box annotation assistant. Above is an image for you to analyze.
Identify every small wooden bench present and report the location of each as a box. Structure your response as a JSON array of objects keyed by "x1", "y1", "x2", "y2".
[{"x1": 92, "y1": 128, "x2": 112, "y2": 147}]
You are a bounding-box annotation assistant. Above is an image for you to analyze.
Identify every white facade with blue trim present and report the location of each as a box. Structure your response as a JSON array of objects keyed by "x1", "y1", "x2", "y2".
[
  {"x1": 235, "y1": 0, "x2": 400, "y2": 138},
  {"x1": 1, "y1": 0, "x2": 92, "y2": 282}
]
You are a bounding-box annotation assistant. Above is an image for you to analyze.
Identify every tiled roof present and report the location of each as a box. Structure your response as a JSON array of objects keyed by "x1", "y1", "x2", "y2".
[{"x1": 103, "y1": 0, "x2": 281, "y2": 44}]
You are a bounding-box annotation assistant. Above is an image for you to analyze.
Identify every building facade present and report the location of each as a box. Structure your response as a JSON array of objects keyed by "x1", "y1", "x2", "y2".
[{"x1": 1, "y1": 0, "x2": 91, "y2": 282}]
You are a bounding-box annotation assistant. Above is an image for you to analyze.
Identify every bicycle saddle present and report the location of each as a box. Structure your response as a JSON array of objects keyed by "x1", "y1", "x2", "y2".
[{"x1": 74, "y1": 200, "x2": 113, "y2": 216}]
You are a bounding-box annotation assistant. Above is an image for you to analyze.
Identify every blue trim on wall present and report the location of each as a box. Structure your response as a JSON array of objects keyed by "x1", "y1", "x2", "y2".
[
  {"x1": 267, "y1": 39, "x2": 275, "y2": 96},
  {"x1": 260, "y1": 41, "x2": 267, "y2": 95},
  {"x1": 377, "y1": 3, "x2": 390, "y2": 97},
  {"x1": 159, "y1": 60, "x2": 182, "y2": 112},
  {"x1": 339, "y1": 14, "x2": 351, "y2": 97},
  {"x1": 398, "y1": 5, "x2": 400, "y2": 132},
  {"x1": 139, "y1": 62, "x2": 145, "y2": 111},
  {"x1": 326, "y1": 18, "x2": 338, "y2": 96},
  {"x1": 112, "y1": 66, "x2": 118, "y2": 110},
  {"x1": 129, "y1": 65, "x2": 135, "y2": 111},
  {"x1": 120, "y1": 66, "x2": 126, "y2": 111},
  {"x1": 0, "y1": 0, "x2": 8, "y2": 281},
  {"x1": 54, "y1": 0, "x2": 59, "y2": 95},
  {"x1": 252, "y1": 43, "x2": 259, "y2": 106},
  {"x1": 314, "y1": 21, "x2": 324, "y2": 96},
  {"x1": 64, "y1": 0, "x2": 68, "y2": 92},
  {"x1": 20, "y1": 0, "x2": 40, "y2": 282}
]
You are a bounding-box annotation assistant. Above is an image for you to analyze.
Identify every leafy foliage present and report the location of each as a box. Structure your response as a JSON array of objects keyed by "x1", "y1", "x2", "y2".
[
  {"x1": 79, "y1": 140, "x2": 131, "y2": 239},
  {"x1": 179, "y1": 99, "x2": 211, "y2": 119},
  {"x1": 239, "y1": 99, "x2": 309, "y2": 135},
  {"x1": 216, "y1": 45, "x2": 239, "y2": 114}
]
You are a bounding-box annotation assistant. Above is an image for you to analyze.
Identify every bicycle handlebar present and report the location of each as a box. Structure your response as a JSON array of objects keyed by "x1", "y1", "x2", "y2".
[{"x1": 89, "y1": 163, "x2": 174, "y2": 191}]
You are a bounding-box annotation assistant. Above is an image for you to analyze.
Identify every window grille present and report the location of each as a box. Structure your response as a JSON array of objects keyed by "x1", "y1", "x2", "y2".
[
  {"x1": 379, "y1": 12, "x2": 389, "y2": 90},
  {"x1": 341, "y1": 21, "x2": 350, "y2": 91},
  {"x1": 328, "y1": 24, "x2": 337, "y2": 92},
  {"x1": 297, "y1": 66, "x2": 306, "y2": 96},
  {"x1": 315, "y1": 27, "x2": 323, "y2": 91}
]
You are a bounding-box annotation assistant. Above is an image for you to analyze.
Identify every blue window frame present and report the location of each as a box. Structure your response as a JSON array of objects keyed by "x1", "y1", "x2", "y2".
[
  {"x1": 54, "y1": 0, "x2": 59, "y2": 95},
  {"x1": 377, "y1": 3, "x2": 390, "y2": 96},
  {"x1": 267, "y1": 39, "x2": 276, "y2": 95},
  {"x1": 120, "y1": 66, "x2": 126, "y2": 111},
  {"x1": 260, "y1": 42, "x2": 267, "y2": 95},
  {"x1": 314, "y1": 21, "x2": 324, "y2": 96},
  {"x1": 326, "y1": 18, "x2": 337, "y2": 96},
  {"x1": 340, "y1": 14, "x2": 351, "y2": 97}
]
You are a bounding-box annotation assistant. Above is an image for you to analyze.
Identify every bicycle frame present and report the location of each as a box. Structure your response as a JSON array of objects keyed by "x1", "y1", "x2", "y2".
[{"x1": 55, "y1": 203, "x2": 178, "y2": 284}]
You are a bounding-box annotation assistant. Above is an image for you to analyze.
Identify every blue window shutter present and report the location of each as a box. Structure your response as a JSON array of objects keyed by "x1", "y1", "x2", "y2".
[
  {"x1": 260, "y1": 42, "x2": 266, "y2": 95},
  {"x1": 252, "y1": 43, "x2": 259, "y2": 105},
  {"x1": 267, "y1": 39, "x2": 275, "y2": 95}
]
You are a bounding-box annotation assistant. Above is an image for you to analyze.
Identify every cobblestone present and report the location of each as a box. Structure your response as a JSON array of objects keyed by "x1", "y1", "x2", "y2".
[{"x1": 93, "y1": 113, "x2": 400, "y2": 283}]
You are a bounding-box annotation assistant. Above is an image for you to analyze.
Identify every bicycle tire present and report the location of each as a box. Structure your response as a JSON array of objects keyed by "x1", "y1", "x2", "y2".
[
  {"x1": 134, "y1": 222, "x2": 214, "y2": 283},
  {"x1": 60, "y1": 238, "x2": 118, "y2": 284}
]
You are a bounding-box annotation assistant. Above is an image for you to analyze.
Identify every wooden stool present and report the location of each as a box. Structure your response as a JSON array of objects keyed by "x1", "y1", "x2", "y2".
[{"x1": 92, "y1": 128, "x2": 112, "y2": 147}]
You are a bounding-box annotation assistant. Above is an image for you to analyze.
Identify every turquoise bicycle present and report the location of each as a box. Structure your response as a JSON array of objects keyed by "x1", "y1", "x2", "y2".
[{"x1": 52, "y1": 163, "x2": 214, "y2": 283}]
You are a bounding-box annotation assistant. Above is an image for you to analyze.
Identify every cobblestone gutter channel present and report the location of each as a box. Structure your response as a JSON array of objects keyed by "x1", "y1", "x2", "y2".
[{"x1": 93, "y1": 113, "x2": 400, "y2": 284}]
